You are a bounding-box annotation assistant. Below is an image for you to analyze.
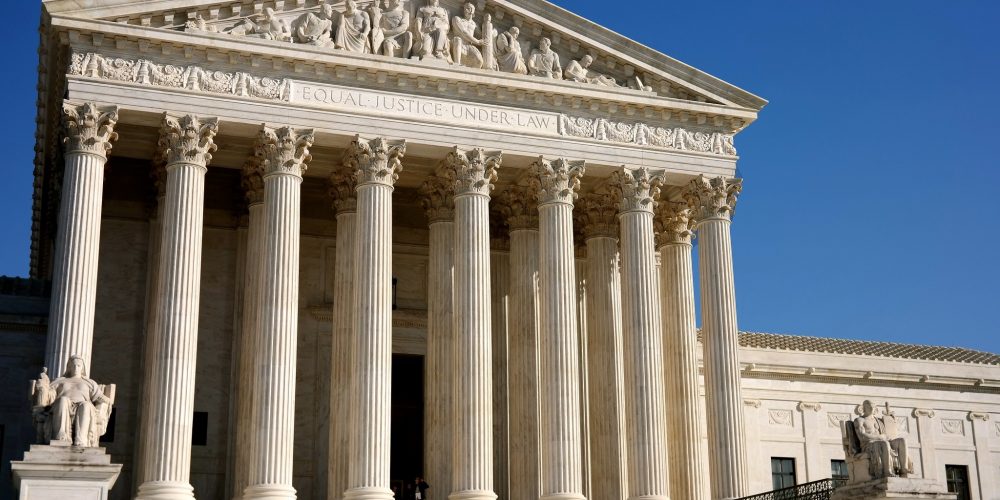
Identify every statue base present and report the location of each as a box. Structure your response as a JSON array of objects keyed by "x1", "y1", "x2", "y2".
[
  {"x1": 832, "y1": 477, "x2": 957, "y2": 500},
  {"x1": 11, "y1": 443, "x2": 122, "y2": 500}
]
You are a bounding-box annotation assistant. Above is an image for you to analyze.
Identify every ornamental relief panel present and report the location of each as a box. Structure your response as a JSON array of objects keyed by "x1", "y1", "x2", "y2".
[
  {"x1": 994, "y1": 421, "x2": 1000, "y2": 438},
  {"x1": 828, "y1": 412, "x2": 852, "y2": 429},
  {"x1": 768, "y1": 409, "x2": 794, "y2": 427},
  {"x1": 941, "y1": 419, "x2": 965, "y2": 436}
]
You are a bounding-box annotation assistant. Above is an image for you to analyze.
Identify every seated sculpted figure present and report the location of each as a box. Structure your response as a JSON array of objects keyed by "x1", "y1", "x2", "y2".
[
  {"x1": 494, "y1": 26, "x2": 527, "y2": 74},
  {"x1": 414, "y1": 0, "x2": 451, "y2": 60},
  {"x1": 853, "y1": 400, "x2": 913, "y2": 479},
  {"x1": 229, "y1": 8, "x2": 291, "y2": 41},
  {"x1": 336, "y1": 0, "x2": 372, "y2": 53},
  {"x1": 370, "y1": 0, "x2": 413, "y2": 58},
  {"x1": 451, "y1": 3, "x2": 484, "y2": 69},
  {"x1": 528, "y1": 37, "x2": 562, "y2": 79},
  {"x1": 565, "y1": 55, "x2": 621, "y2": 87},
  {"x1": 293, "y1": 3, "x2": 337, "y2": 47},
  {"x1": 31, "y1": 356, "x2": 115, "y2": 448}
]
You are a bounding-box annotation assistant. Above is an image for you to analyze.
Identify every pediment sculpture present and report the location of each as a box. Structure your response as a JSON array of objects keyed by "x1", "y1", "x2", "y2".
[
  {"x1": 841, "y1": 400, "x2": 914, "y2": 484},
  {"x1": 30, "y1": 356, "x2": 116, "y2": 448}
]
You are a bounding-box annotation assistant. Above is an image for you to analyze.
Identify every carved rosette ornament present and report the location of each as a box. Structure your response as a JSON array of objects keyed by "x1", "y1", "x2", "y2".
[
  {"x1": 419, "y1": 175, "x2": 455, "y2": 223},
  {"x1": 610, "y1": 167, "x2": 664, "y2": 215},
  {"x1": 496, "y1": 184, "x2": 539, "y2": 231},
  {"x1": 62, "y1": 102, "x2": 119, "y2": 158},
  {"x1": 529, "y1": 157, "x2": 586, "y2": 206},
  {"x1": 242, "y1": 156, "x2": 265, "y2": 206},
  {"x1": 446, "y1": 147, "x2": 502, "y2": 197},
  {"x1": 654, "y1": 201, "x2": 695, "y2": 246},
  {"x1": 329, "y1": 162, "x2": 359, "y2": 214},
  {"x1": 346, "y1": 135, "x2": 406, "y2": 187},
  {"x1": 684, "y1": 175, "x2": 742, "y2": 222},
  {"x1": 575, "y1": 192, "x2": 618, "y2": 239},
  {"x1": 255, "y1": 126, "x2": 316, "y2": 177},
  {"x1": 158, "y1": 114, "x2": 219, "y2": 168}
]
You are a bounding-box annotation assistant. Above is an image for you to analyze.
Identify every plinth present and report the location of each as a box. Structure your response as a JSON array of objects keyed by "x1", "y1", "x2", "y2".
[
  {"x1": 832, "y1": 477, "x2": 957, "y2": 500},
  {"x1": 11, "y1": 443, "x2": 122, "y2": 500}
]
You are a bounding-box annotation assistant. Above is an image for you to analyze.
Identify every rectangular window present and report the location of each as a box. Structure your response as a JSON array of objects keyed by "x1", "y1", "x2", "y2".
[
  {"x1": 945, "y1": 465, "x2": 970, "y2": 500},
  {"x1": 831, "y1": 459, "x2": 848, "y2": 481},
  {"x1": 192, "y1": 412, "x2": 208, "y2": 446},
  {"x1": 771, "y1": 457, "x2": 796, "y2": 490}
]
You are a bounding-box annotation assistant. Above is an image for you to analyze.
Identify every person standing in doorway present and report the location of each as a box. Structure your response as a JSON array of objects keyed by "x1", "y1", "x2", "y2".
[{"x1": 414, "y1": 476, "x2": 430, "y2": 500}]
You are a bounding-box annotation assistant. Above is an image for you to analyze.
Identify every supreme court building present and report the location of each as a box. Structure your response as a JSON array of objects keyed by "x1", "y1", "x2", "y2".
[{"x1": 2, "y1": 1, "x2": 999, "y2": 499}]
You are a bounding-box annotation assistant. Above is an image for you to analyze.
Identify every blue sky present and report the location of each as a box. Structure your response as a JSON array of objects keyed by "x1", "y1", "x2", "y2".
[{"x1": 2, "y1": 2, "x2": 998, "y2": 353}]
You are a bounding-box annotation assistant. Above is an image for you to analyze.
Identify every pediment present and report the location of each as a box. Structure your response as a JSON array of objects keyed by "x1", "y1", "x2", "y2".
[{"x1": 43, "y1": 0, "x2": 766, "y2": 113}]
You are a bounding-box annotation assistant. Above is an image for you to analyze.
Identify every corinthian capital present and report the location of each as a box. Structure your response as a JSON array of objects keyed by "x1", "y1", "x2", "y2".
[
  {"x1": 445, "y1": 147, "x2": 502, "y2": 197},
  {"x1": 254, "y1": 126, "x2": 315, "y2": 177},
  {"x1": 62, "y1": 102, "x2": 119, "y2": 157},
  {"x1": 420, "y1": 174, "x2": 455, "y2": 223},
  {"x1": 610, "y1": 167, "x2": 664, "y2": 215},
  {"x1": 684, "y1": 175, "x2": 742, "y2": 221},
  {"x1": 242, "y1": 156, "x2": 265, "y2": 206},
  {"x1": 529, "y1": 157, "x2": 585, "y2": 206},
  {"x1": 347, "y1": 135, "x2": 406, "y2": 187},
  {"x1": 575, "y1": 192, "x2": 618, "y2": 239},
  {"x1": 495, "y1": 185, "x2": 539, "y2": 231},
  {"x1": 328, "y1": 161, "x2": 358, "y2": 214},
  {"x1": 654, "y1": 201, "x2": 695, "y2": 246},
  {"x1": 158, "y1": 113, "x2": 219, "y2": 168}
]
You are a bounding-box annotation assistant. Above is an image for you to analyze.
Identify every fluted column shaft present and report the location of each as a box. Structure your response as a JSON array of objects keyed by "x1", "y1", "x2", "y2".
[
  {"x1": 345, "y1": 137, "x2": 405, "y2": 500},
  {"x1": 447, "y1": 148, "x2": 500, "y2": 500},
  {"x1": 656, "y1": 203, "x2": 708, "y2": 500},
  {"x1": 329, "y1": 168, "x2": 358, "y2": 500},
  {"x1": 490, "y1": 248, "x2": 511, "y2": 500},
  {"x1": 423, "y1": 179, "x2": 454, "y2": 498},
  {"x1": 531, "y1": 158, "x2": 586, "y2": 500},
  {"x1": 613, "y1": 168, "x2": 669, "y2": 500},
  {"x1": 45, "y1": 102, "x2": 118, "y2": 373},
  {"x1": 686, "y1": 175, "x2": 748, "y2": 499},
  {"x1": 585, "y1": 236, "x2": 629, "y2": 500},
  {"x1": 137, "y1": 114, "x2": 218, "y2": 500},
  {"x1": 244, "y1": 126, "x2": 314, "y2": 500}
]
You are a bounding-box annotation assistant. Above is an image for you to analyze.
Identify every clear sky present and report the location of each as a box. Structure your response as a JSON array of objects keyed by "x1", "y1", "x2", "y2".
[{"x1": 1, "y1": 1, "x2": 998, "y2": 353}]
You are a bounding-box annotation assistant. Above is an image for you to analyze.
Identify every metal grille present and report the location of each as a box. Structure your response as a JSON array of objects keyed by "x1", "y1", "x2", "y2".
[{"x1": 735, "y1": 479, "x2": 841, "y2": 500}]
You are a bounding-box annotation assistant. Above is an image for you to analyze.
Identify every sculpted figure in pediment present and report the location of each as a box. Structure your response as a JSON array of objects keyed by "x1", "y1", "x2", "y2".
[
  {"x1": 229, "y1": 8, "x2": 291, "y2": 41},
  {"x1": 336, "y1": 0, "x2": 372, "y2": 53},
  {"x1": 185, "y1": 15, "x2": 218, "y2": 33},
  {"x1": 451, "y1": 3, "x2": 484, "y2": 68},
  {"x1": 565, "y1": 55, "x2": 621, "y2": 87},
  {"x1": 371, "y1": 0, "x2": 413, "y2": 58},
  {"x1": 414, "y1": 0, "x2": 451, "y2": 60},
  {"x1": 293, "y1": 3, "x2": 337, "y2": 47},
  {"x1": 494, "y1": 26, "x2": 527, "y2": 74},
  {"x1": 528, "y1": 37, "x2": 562, "y2": 79}
]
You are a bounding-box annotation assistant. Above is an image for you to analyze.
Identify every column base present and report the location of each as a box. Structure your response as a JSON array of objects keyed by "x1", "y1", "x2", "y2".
[
  {"x1": 450, "y1": 489, "x2": 498, "y2": 500},
  {"x1": 626, "y1": 496, "x2": 669, "y2": 500},
  {"x1": 831, "y1": 477, "x2": 956, "y2": 500},
  {"x1": 12, "y1": 444, "x2": 122, "y2": 500},
  {"x1": 135, "y1": 480, "x2": 196, "y2": 500},
  {"x1": 343, "y1": 486, "x2": 394, "y2": 500},
  {"x1": 242, "y1": 484, "x2": 297, "y2": 500},
  {"x1": 540, "y1": 494, "x2": 586, "y2": 500}
]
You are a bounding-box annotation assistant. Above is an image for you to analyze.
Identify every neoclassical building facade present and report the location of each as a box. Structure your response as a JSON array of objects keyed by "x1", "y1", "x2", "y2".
[{"x1": 3, "y1": 1, "x2": 998, "y2": 500}]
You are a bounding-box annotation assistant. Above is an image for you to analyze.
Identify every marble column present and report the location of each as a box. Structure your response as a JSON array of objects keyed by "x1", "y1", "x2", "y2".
[
  {"x1": 575, "y1": 193, "x2": 628, "y2": 500},
  {"x1": 344, "y1": 136, "x2": 406, "y2": 500},
  {"x1": 654, "y1": 201, "x2": 708, "y2": 500},
  {"x1": 611, "y1": 167, "x2": 669, "y2": 500},
  {"x1": 136, "y1": 114, "x2": 219, "y2": 500},
  {"x1": 230, "y1": 159, "x2": 266, "y2": 500},
  {"x1": 912, "y1": 409, "x2": 939, "y2": 481},
  {"x1": 490, "y1": 239, "x2": 511, "y2": 500},
  {"x1": 529, "y1": 157, "x2": 586, "y2": 500},
  {"x1": 575, "y1": 254, "x2": 592, "y2": 500},
  {"x1": 421, "y1": 172, "x2": 455, "y2": 499},
  {"x1": 243, "y1": 126, "x2": 315, "y2": 500},
  {"x1": 684, "y1": 175, "x2": 749, "y2": 500},
  {"x1": 328, "y1": 163, "x2": 359, "y2": 500},
  {"x1": 44, "y1": 102, "x2": 118, "y2": 373},
  {"x1": 447, "y1": 148, "x2": 502, "y2": 500},
  {"x1": 497, "y1": 185, "x2": 542, "y2": 500},
  {"x1": 797, "y1": 402, "x2": 824, "y2": 481}
]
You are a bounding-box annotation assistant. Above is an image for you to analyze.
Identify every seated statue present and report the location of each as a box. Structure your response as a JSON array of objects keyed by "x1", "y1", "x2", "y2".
[
  {"x1": 31, "y1": 356, "x2": 115, "y2": 448},
  {"x1": 565, "y1": 55, "x2": 620, "y2": 87},
  {"x1": 370, "y1": 0, "x2": 413, "y2": 58},
  {"x1": 848, "y1": 400, "x2": 913, "y2": 481},
  {"x1": 414, "y1": 0, "x2": 451, "y2": 60},
  {"x1": 293, "y1": 3, "x2": 337, "y2": 47},
  {"x1": 336, "y1": 0, "x2": 372, "y2": 53},
  {"x1": 229, "y1": 8, "x2": 291, "y2": 42},
  {"x1": 494, "y1": 26, "x2": 527, "y2": 74},
  {"x1": 451, "y1": 3, "x2": 484, "y2": 69},
  {"x1": 528, "y1": 37, "x2": 562, "y2": 79}
]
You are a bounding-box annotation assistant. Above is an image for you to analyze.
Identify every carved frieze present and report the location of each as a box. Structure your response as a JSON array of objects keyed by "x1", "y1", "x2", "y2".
[
  {"x1": 828, "y1": 412, "x2": 852, "y2": 429},
  {"x1": 559, "y1": 115, "x2": 737, "y2": 156},
  {"x1": 941, "y1": 419, "x2": 965, "y2": 436},
  {"x1": 768, "y1": 409, "x2": 794, "y2": 427}
]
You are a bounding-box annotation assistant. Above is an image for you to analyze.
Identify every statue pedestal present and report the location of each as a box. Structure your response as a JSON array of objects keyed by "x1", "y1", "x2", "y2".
[
  {"x1": 832, "y1": 477, "x2": 957, "y2": 500},
  {"x1": 11, "y1": 444, "x2": 122, "y2": 500}
]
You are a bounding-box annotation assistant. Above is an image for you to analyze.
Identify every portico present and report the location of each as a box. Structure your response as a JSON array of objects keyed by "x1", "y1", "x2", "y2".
[{"x1": 24, "y1": 1, "x2": 769, "y2": 499}]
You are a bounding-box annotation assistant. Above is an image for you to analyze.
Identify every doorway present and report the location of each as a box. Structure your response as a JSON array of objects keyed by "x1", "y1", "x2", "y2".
[{"x1": 391, "y1": 354, "x2": 424, "y2": 496}]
